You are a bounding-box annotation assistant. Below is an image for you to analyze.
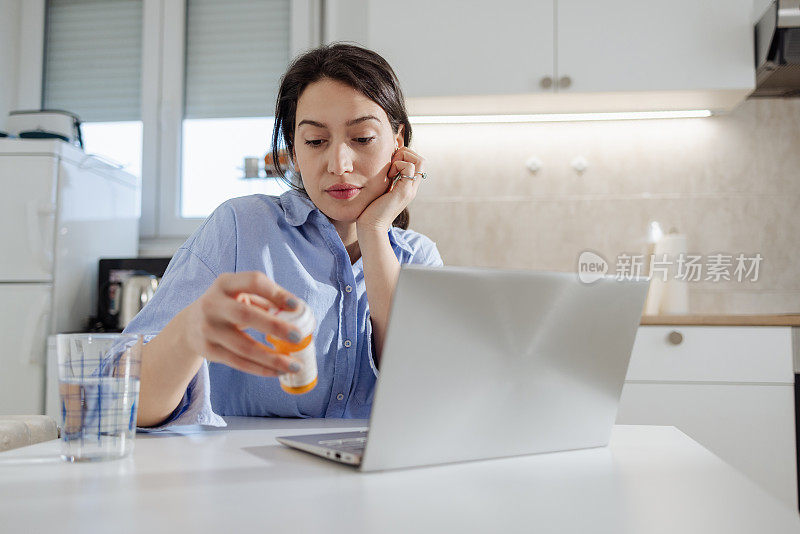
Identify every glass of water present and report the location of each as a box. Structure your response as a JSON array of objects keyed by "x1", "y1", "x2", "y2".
[{"x1": 56, "y1": 333, "x2": 142, "y2": 462}]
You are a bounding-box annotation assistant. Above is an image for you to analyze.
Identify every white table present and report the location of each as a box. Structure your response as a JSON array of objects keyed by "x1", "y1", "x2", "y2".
[{"x1": 1, "y1": 418, "x2": 798, "y2": 534}]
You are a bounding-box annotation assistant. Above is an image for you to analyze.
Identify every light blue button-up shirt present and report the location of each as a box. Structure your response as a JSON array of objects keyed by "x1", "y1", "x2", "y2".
[{"x1": 123, "y1": 190, "x2": 442, "y2": 428}]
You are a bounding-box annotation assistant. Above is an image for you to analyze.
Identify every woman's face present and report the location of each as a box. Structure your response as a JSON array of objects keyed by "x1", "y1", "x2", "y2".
[{"x1": 293, "y1": 78, "x2": 404, "y2": 224}]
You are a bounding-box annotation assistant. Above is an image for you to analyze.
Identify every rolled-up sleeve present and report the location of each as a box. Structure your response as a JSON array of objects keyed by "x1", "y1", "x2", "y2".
[
  {"x1": 123, "y1": 203, "x2": 238, "y2": 430},
  {"x1": 124, "y1": 248, "x2": 226, "y2": 430}
]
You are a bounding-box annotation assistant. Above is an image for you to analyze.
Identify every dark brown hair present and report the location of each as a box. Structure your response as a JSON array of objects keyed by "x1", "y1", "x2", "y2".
[{"x1": 271, "y1": 43, "x2": 412, "y2": 229}]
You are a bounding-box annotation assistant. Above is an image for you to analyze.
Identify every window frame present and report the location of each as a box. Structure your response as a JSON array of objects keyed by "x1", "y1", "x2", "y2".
[
  {"x1": 19, "y1": 1, "x2": 46, "y2": 111},
  {"x1": 33, "y1": 0, "x2": 321, "y2": 240},
  {"x1": 157, "y1": 0, "x2": 321, "y2": 238}
]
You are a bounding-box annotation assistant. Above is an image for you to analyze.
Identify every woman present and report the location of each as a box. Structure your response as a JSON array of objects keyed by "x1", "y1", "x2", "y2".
[{"x1": 127, "y1": 44, "x2": 442, "y2": 428}]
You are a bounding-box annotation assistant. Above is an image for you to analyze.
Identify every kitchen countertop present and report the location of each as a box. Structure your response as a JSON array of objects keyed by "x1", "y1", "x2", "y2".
[
  {"x1": 0, "y1": 417, "x2": 798, "y2": 533},
  {"x1": 641, "y1": 314, "x2": 800, "y2": 326}
]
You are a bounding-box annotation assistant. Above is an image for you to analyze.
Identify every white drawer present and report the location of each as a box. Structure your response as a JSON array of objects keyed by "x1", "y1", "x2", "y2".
[
  {"x1": 625, "y1": 326, "x2": 794, "y2": 384},
  {"x1": 0, "y1": 284, "x2": 51, "y2": 415}
]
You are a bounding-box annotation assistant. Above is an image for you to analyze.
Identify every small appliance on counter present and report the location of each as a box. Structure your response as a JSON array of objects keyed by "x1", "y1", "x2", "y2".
[
  {"x1": 6, "y1": 109, "x2": 83, "y2": 148},
  {"x1": 42, "y1": 257, "x2": 171, "y2": 419},
  {"x1": 120, "y1": 274, "x2": 160, "y2": 327},
  {"x1": 89, "y1": 257, "x2": 173, "y2": 332}
]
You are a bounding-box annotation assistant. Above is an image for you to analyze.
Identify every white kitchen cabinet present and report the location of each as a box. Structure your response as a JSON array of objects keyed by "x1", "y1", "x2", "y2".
[
  {"x1": 0, "y1": 156, "x2": 58, "y2": 281},
  {"x1": 326, "y1": 0, "x2": 754, "y2": 114},
  {"x1": 557, "y1": 0, "x2": 754, "y2": 94},
  {"x1": 364, "y1": 0, "x2": 554, "y2": 99},
  {"x1": 0, "y1": 140, "x2": 139, "y2": 415},
  {"x1": 617, "y1": 326, "x2": 797, "y2": 509}
]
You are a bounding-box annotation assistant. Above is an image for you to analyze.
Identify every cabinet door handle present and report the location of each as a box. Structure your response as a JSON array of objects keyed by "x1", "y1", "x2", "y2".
[
  {"x1": 667, "y1": 330, "x2": 684, "y2": 345},
  {"x1": 26, "y1": 201, "x2": 56, "y2": 273},
  {"x1": 21, "y1": 291, "x2": 51, "y2": 365},
  {"x1": 558, "y1": 76, "x2": 572, "y2": 89},
  {"x1": 539, "y1": 76, "x2": 553, "y2": 89}
]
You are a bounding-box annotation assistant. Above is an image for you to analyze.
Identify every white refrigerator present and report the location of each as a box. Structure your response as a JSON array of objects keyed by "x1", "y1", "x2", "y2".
[{"x1": 0, "y1": 139, "x2": 139, "y2": 415}]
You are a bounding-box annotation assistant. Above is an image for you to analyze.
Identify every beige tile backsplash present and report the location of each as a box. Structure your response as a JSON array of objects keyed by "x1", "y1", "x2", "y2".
[{"x1": 407, "y1": 98, "x2": 800, "y2": 314}]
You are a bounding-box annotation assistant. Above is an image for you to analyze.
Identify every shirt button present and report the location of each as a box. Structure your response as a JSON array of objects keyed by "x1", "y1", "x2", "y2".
[
  {"x1": 345, "y1": 285, "x2": 352, "y2": 293},
  {"x1": 344, "y1": 339, "x2": 352, "y2": 348},
  {"x1": 337, "y1": 393, "x2": 344, "y2": 401}
]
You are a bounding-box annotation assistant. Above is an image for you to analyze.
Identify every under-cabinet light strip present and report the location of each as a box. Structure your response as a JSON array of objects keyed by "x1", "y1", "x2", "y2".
[{"x1": 409, "y1": 110, "x2": 713, "y2": 124}]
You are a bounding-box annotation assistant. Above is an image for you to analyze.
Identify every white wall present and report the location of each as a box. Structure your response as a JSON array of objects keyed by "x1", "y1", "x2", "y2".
[{"x1": 0, "y1": 0, "x2": 21, "y2": 132}]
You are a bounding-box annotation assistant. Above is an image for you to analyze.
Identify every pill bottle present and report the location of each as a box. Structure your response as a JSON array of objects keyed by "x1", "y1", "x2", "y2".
[{"x1": 237, "y1": 294, "x2": 317, "y2": 394}]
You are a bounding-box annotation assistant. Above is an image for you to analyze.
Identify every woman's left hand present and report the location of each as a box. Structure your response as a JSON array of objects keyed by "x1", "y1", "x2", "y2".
[{"x1": 356, "y1": 144, "x2": 425, "y2": 233}]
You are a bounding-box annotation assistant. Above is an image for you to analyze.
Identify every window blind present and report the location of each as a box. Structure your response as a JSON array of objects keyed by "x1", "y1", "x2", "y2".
[
  {"x1": 43, "y1": 0, "x2": 143, "y2": 123},
  {"x1": 184, "y1": 0, "x2": 291, "y2": 119}
]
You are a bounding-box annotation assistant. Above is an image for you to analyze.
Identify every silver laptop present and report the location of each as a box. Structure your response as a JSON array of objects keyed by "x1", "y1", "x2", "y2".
[{"x1": 277, "y1": 265, "x2": 648, "y2": 472}]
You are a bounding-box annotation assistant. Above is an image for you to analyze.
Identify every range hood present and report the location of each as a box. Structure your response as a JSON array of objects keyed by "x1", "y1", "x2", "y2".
[{"x1": 752, "y1": 0, "x2": 800, "y2": 97}]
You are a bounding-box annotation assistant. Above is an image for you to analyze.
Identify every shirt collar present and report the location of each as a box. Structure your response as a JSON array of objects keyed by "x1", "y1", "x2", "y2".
[
  {"x1": 280, "y1": 190, "x2": 318, "y2": 226},
  {"x1": 280, "y1": 189, "x2": 415, "y2": 254}
]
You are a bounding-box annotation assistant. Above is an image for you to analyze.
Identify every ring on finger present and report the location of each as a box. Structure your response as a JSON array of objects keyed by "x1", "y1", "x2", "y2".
[
  {"x1": 392, "y1": 172, "x2": 414, "y2": 186},
  {"x1": 393, "y1": 171, "x2": 422, "y2": 181}
]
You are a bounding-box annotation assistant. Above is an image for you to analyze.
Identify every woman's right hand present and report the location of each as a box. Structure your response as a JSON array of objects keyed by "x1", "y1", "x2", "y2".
[{"x1": 175, "y1": 271, "x2": 304, "y2": 377}]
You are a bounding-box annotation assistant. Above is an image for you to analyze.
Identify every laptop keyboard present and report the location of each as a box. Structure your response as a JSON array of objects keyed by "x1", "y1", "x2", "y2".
[{"x1": 318, "y1": 436, "x2": 367, "y2": 453}]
